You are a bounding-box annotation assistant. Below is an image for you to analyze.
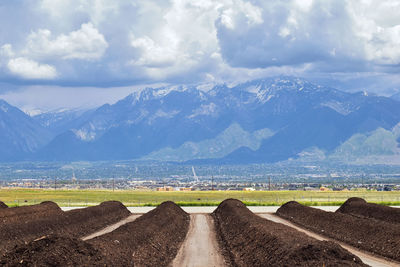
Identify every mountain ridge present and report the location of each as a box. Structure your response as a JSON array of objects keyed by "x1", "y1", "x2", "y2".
[{"x1": 1, "y1": 76, "x2": 400, "y2": 164}]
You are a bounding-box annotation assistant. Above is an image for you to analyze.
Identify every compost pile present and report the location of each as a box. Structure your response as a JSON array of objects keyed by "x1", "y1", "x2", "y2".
[
  {"x1": 0, "y1": 235, "x2": 108, "y2": 267},
  {"x1": 61, "y1": 201, "x2": 131, "y2": 237},
  {"x1": 0, "y1": 201, "x2": 130, "y2": 254},
  {"x1": 0, "y1": 201, "x2": 8, "y2": 209},
  {"x1": 0, "y1": 201, "x2": 62, "y2": 224},
  {"x1": 277, "y1": 201, "x2": 400, "y2": 262},
  {"x1": 212, "y1": 199, "x2": 366, "y2": 267},
  {"x1": 337, "y1": 197, "x2": 400, "y2": 224},
  {"x1": 90, "y1": 201, "x2": 190, "y2": 266}
]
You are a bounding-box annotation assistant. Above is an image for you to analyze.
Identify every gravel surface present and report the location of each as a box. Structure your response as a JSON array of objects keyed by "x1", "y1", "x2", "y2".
[{"x1": 172, "y1": 214, "x2": 226, "y2": 267}]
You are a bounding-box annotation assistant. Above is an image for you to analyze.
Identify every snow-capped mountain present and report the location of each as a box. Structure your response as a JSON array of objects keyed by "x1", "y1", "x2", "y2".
[
  {"x1": 1, "y1": 76, "x2": 400, "y2": 163},
  {"x1": 0, "y1": 99, "x2": 52, "y2": 161},
  {"x1": 33, "y1": 108, "x2": 95, "y2": 136}
]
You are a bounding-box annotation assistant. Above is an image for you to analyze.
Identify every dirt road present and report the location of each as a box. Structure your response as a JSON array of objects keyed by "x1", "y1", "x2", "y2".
[
  {"x1": 81, "y1": 214, "x2": 141, "y2": 241},
  {"x1": 259, "y1": 213, "x2": 399, "y2": 267},
  {"x1": 172, "y1": 214, "x2": 226, "y2": 267}
]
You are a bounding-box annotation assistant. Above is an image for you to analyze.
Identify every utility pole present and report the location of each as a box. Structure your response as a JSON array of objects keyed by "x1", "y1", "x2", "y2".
[
  {"x1": 54, "y1": 177, "x2": 56, "y2": 191},
  {"x1": 268, "y1": 177, "x2": 271, "y2": 191},
  {"x1": 211, "y1": 175, "x2": 214, "y2": 191}
]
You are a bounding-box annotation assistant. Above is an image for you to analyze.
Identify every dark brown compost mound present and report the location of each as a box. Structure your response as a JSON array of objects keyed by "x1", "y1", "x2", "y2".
[
  {"x1": 0, "y1": 201, "x2": 62, "y2": 224},
  {"x1": 89, "y1": 201, "x2": 190, "y2": 267},
  {"x1": 0, "y1": 201, "x2": 130, "y2": 254},
  {"x1": 0, "y1": 235, "x2": 108, "y2": 267},
  {"x1": 277, "y1": 201, "x2": 400, "y2": 262},
  {"x1": 0, "y1": 201, "x2": 8, "y2": 209},
  {"x1": 212, "y1": 199, "x2": 366, "y2": 267},
  {"x1": 337, "y1": 197, "x2": 400, "y2": 224},
  {"x1": 62, "y1": 201, "x2": 131, "y2": 237}
]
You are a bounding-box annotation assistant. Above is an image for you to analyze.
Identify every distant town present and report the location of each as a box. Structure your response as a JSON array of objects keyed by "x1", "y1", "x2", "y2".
[{"x1": 1, "y1": 161, "x2": 399, "y2": 192}]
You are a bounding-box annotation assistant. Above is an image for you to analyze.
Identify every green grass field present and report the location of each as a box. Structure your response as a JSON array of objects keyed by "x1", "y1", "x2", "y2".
[{"x1": 1, "y1": 188, "x2": 400, "y2": 207}]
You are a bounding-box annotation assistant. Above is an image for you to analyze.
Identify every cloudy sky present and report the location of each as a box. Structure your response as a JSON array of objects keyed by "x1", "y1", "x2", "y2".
[{"x1": 0, "y1": 0, "x2": 400, "y2": 111}]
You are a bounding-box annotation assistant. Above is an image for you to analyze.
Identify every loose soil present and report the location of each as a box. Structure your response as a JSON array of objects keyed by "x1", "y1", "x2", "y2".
[
  {"x1": 0, "y1": 235, "x2": 108, "y2": 267},
  {"x1": 259, "y1": 213, "x2": 397, "y2": 267},
  {"x1": 172, "y1": 214, "x2": 226, "y2": 267},
  {"x1": 0, "y1": 201, "x2": 8, "y2": 209},
  {"x1": 337, "y1": 197, "x2": 400, "y2": 224},
  {"x1": 0, "y1": 201, "x2": 130, "y2": 254},
  {"x1": 0, "y1": 201, "x2": 62, "y2": 224},
  {"x1": 212, "y1": 199, "x2": 366, "y2": 267},
  {"x1": 277, "y1": 201, "x2": 400, "y2": 263},
  {"x1": 89, "y1": 201, "x2": 190, "y2": 266},
  {"x1": 62, "y1": 201, "x2": 131, "y2": 238}
]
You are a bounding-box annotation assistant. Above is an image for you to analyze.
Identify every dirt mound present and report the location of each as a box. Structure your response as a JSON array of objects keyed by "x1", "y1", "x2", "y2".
[
  {"x1": 90, "y1": 201, "x2": 190, "y2": 266},
  {"x1": 337, "y1": 197, "x2": 400, "y2": 224},
  {"x1": 277, "y1": 201, "x2": 400, "y2": 262},
  {"x1": 0, "y1": 201, "x2": 62, "y2": 223},
  {"x1": 62, "y1": 200, "x2": 131, "y2": 237},
  {"x1": 0, "y1": 201, "x2": 130, "y2": 254},
  {"x1": 0, "y1": 235, "x2": 107, "y2": 267},
  {"x1": 212, "y1": 199, "x2": 366, "y2": 267},
  {"x1": 0, "y1": 201, "x2": 8, "y2": 209}
]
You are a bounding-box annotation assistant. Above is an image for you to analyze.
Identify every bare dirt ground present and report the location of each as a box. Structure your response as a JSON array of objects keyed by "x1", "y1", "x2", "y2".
[
  {"x1": 259, "y1": 213, "x2": 399, "y2": 267},
  {"x1": 172, "y1": 214, "x2": 226, "y2": 267},
  {"x1": 82, "y1": 214, "x2": 141, "y2": 241}
]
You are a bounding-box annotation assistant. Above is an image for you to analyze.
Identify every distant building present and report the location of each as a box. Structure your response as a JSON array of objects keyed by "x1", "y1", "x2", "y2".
[
  {"x1": 156, "y1": 186, "x2": 174, "y2": 191},
  {"x1": 243, "y1": 187, "x2": 255, "y2": 191},
  {"x1": 179, "y1": 187, "x2": 192, "y2": 191},
  {"x1": 319, "y1": 186, "x2": 331, "y2": 191}
]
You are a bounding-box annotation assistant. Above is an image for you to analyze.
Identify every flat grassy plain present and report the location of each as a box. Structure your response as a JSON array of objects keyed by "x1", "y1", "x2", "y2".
[{"x1": 1, "y1": 188, "x2": 400, "y2": 207}]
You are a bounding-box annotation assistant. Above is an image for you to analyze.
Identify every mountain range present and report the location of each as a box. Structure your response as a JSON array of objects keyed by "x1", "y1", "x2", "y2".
[{"x1": 1, "y1": 77, "x2": 400, "y2": 164}]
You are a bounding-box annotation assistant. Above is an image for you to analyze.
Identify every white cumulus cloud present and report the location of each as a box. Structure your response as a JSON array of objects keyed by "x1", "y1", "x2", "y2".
[
  {"x1": 24, "y1": 23, "x2": 108, "y2": 60},
  {"x1": 7, "y1": 57, "x2": 57, "y2": 79}
]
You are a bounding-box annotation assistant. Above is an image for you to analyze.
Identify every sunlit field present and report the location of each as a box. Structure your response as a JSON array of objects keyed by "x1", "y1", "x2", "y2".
[{"x1": 1, "y1": 188, "x2": 400, "y2": 207}]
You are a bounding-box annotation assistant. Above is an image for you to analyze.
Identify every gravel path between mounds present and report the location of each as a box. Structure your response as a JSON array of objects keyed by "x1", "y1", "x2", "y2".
[
  {"x1": 277, "y1": 201, "x2": 400, "y2": 263},
  {"x1": 172, "y1": 214, "x2": 227, "y2": 267},
  {"x1": 82, "y1": 214, "x2": 141, "y2": 241},
  {"x1": 0, "y1": 201, "x2": 130, "y2": 254},
  {"x1": 89, "y1": 201, "x2": 190, "y2": 266},
  {"x1": 0, "y1": 201, "x2": 8, "y2": 209},
  {"x1": 212, "y1": 199, "x2": 366, "y2": 267},
  {"x1": 337, "y1": 197, "x2": 400, "y2": 225},
  {"x1": 0, "y1": 235, "x2": 108, "y2": 267}
]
